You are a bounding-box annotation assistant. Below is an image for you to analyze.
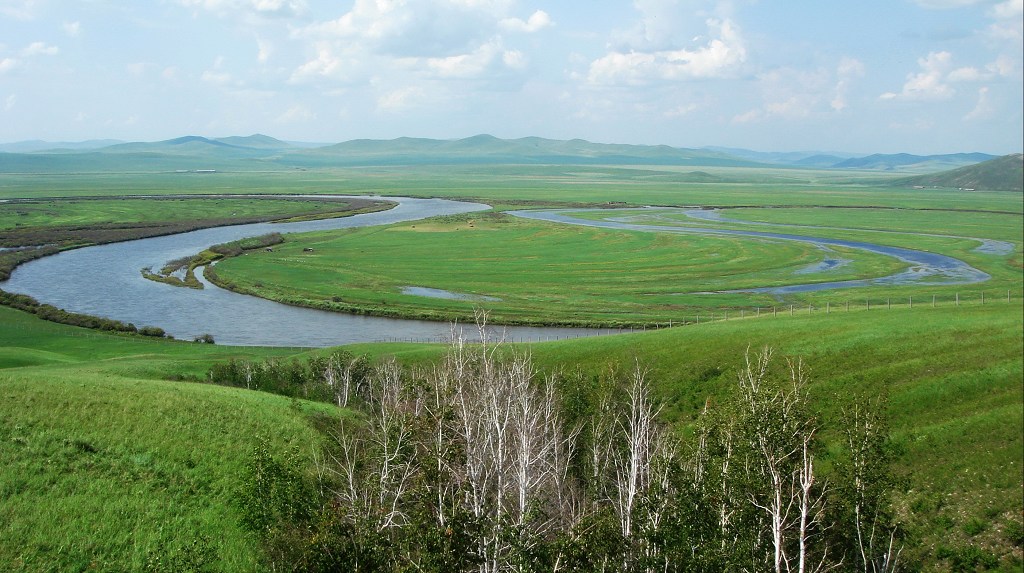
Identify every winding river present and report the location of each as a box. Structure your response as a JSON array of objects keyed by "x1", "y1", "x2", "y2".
[
  {"x1": 1, "y1": 198, "x2": 996, "y2": 347},
  {"x1": 1, "y1": 197, "x2": 612, "y2": 347},
  {"x1": 509, "y1": 208, "x2": 991, "y2": 294}
]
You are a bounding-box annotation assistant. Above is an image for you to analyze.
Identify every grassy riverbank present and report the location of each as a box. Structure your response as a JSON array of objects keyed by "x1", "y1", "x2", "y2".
[
  {"x1": 205, "y1": 211, "x2": 912, "y2": 325},
  {"x1": 205, "y1": 203, "x2": 1022, "y2": 325},
  {"x1": 0, "y1": 196, "x2": 392, "y2": 280}
]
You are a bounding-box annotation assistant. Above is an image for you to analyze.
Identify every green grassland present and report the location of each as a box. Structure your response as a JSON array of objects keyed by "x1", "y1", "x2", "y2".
[
  {"x1": 2, "y1": 295, "x2": 1020, "y2": 570},
  {"x1": 0, "y1": 164, "x2": 1021, "y2": 570},
  {"x1": 205, "y1": 197, "x2": 1022, "y2": 325},
  {"x1": 0, "y1": 305, "x2": 331, "y2": 572},
  {"x1": 0, "y1": 196, "x2": 387, "y2": 235},
  {"x1": 206, "y1": 212, "x2": 911, "y2": 324}
]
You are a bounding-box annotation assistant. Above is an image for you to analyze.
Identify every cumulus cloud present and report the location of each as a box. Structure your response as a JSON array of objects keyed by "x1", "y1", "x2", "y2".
[
  {"x1": 291, "y1": 0, "x2": 542, "y2": 88},
  {"x1": 881, "y1": 51, "x2": 1014, "y2": 102},
  {"x1": 276, "y1": 103, "x2": 315, "y2": 123},
  {"x1": 880, "y1": 51, "x2": 956, "y2": 101},
  {"x1": 963, "y1": 86, "x2": 994, "y2": 120},
  {"x1": 499, "y1": 10, "x2": 552, "y2": 33},
  {"x1": 21, "y1": 41, "x2": 58, "y2": 56},
  {"x1": 0, "y1": 0, "x2": 40, "y2": 20},
  {"x1": 178, "y1": 0, "x2": 307, "y2": 18},
  {"x1": 987, "y1": 0, "x2": 1023, "y2": 41},
  {"x1": 831, "y1": 57, "x2": 865, "y2": 111},
  {"x1": 910, "y1": 0, "x2": 985, "y2": 7},
  {"x1": 0, "y1": 57, "x2": 17, "y2": 73},
  {"x1": 63, "y1": 21, "x2": 81, "y2": 37},
  {"x1": 586, "y1": 18, "x2": 746, "y2": 85},
  {"x1": 377, "y1": 86, "x2": 427, "y2": 113}
]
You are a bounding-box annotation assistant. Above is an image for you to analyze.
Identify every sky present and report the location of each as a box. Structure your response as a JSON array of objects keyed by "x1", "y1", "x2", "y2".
[{"x1": 1, "y1": 0, "x2": 1022, "y2": 154}]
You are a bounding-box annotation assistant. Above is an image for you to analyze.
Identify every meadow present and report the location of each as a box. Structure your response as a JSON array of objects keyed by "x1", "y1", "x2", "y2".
[{"x1": 0, "y1": 164, "x2": 1021, "y2": 570}]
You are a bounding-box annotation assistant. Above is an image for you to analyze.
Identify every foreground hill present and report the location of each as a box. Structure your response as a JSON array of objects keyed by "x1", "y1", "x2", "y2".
[
  {"x1": 3, "y1": 293, "x2": 1020, "y2": 570},
  {"x1": 894, "y1": 153, "x2": 1024, "y2": 192}
]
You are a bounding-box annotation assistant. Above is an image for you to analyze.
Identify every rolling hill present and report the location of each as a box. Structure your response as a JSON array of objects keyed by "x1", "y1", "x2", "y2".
[
  {"x1": 0, "y1": 134, "x2": 1008, "y2": 173},
  {"x1": 893, "y1": 153, "x2": 1024, "y2": 192}
]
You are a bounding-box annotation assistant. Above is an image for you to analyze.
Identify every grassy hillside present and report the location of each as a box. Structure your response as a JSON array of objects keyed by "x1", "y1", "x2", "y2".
[
  {"x1": 894, "y1": 153, "x2": 1024, "y2": 192},
  {"x1": 359, "y1": 301, "x2": 1024, "y2": 571},
  {"x1": 1, "y1": 291, "x2": 1021, "y2": 570},
  {"x1": 0, "y1": 306, "x2": 330, "y2": 572}
]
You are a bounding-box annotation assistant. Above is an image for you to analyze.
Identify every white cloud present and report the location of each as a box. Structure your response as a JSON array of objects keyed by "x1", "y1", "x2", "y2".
[
  {"x1": 377, "y1": 86, "x2": 426, "y2": 113},
  {"x1": 881, "y1": 51, "x2": 1015, "y2": 102},
  {"x1": 586, "y1": 18, "x2": 746, "y2": 85},
  {"x1": 257, "y1": 38, "x2": 272, "y2": 64},
  {"x1": 21, "y1": 41, "x2": 58, "y2": 57},
  {"x1": 0, "y1": 0, "x2": 40, "y2": 20},
  {"x1": 910, "y1": 0, "x2": 985, "y2": 8},
  {"x1": 831, "y1": 57, "x2": 865, "y2": 111},
  {"x1": 127, "y1": 62, "x2": 155, "y2": 76},
  {"x1": 731, "y1": 108, "x2": 761, "y2": 124},
  {"x1": 499, "y1": 10, "x2": 552, "y2": 33},
  {"x1": 664, "y1": 103, "x2": 698, "y2": 117},
  {"x1": 178, "y1": 0, "x2": 307, "y2": 18},
  {"x1": 963, "y1": 86, "x2": 994, "y2": 120},
  {"x1": 4, "y1": 94, "x2": 15, "y2": 111},
  {"x1": 425, "y1": 39, "x2": 524, "y2": 78},
  {"x1": 289, "y1": 44, "x2": 352, "y2": 83},
  {"x1": 989, "y1": 0, "x2": 1022, "y2": 19},
  {"x1": 0, "y1": 57, "x2": 18, "y2": 73},
  {"x1": 202, "y1": 70, "x2": 234, "y2": 85},
  {"x1": 880, "y1": 51, "x2": 956, "y2": 101},
  {"x1": 63, "y1": 21, "x2": 81, "y2": 37},
  {"x1": 276, "y1": 104, "x2": 315, "y2": 123}
]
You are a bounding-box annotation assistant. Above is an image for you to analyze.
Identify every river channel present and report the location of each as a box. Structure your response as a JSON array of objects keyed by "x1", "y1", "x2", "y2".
[
  {"x1": 1, "y1": 197, "x2": 614, "y2": 347},
  {"x1": 2, "y1": 198, "x2": 993, "y2": 347}
]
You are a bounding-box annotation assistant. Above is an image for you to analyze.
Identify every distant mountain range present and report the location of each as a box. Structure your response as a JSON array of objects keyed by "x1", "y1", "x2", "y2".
[
  {"x1": 0, "y1": 134, "x2": 1009, "y2": 174},
  {"x1": 892, "y1": 153, "x2": 1023, "y2": 192}
]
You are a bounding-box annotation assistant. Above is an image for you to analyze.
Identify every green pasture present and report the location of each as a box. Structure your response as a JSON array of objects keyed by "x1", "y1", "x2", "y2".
[
  {"x1": 0, "y1": 196, "x2": 382, "y2": 232},
  {"x1": 354, "y1": 301, "x2": 1024, "y2": 570},
  {"x1": 206, "y1": 203, "x2": 1022, "y2": 324},
  {"x1": 2, "y1": 166, "x2": 1021, "y2": 214},
  {"x1": 0, "y1": 306, "x2": 335, "y2": 572},
  {"x1": 1, "y1": 288, "x2": 1022, "y2": 570},
  {"x1": 567, "y1": 206, "x2": 1024, "y2": 306},
  {"x1": 205, "y1": 212, "x2": 908, "y2": 325}
]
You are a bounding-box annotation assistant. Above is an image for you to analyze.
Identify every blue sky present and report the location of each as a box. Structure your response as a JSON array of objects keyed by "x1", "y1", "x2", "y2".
[{"x1": 1, "y1": 0, "x2": 1021, "y2": 154}]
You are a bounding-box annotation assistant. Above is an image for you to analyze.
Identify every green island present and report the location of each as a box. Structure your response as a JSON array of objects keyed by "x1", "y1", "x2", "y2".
[{"x1": 0, "y1": 157, "x2": 1021, "y2": 571}]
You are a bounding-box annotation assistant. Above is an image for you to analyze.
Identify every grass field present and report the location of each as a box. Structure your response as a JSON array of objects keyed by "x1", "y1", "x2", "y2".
[
  {"x1": 0, "y1": 305, "x2": 330, "y2": 572},
  {"x1": 0, "y1": 164, "x2": 1020, "y2": 570},
  {"x1": 2, "y1": 294, "x2": 1020, "y2": 570},
  {"x1": 206, "y1": 201, "x2": 1022, "y2": 324},
  {"x1": 207, "y1": 211, "x2": 913, "y2": 324}
]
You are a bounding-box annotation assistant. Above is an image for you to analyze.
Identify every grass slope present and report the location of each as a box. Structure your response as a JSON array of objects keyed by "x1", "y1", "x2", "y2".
[
  {"x1": 360, "y1": 301, "x2": 1024, "y2": 570},
  {"x1": 0, "y1": 306, "x2": 328, "y2": 572},
  {"x1": 894, "y1": 153, "x2": 1024, "y2": 193}
]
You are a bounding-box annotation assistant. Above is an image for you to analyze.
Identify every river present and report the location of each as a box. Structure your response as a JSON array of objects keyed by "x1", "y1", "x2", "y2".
[
  {"x1": 1, "y1": 198, "x2": 993, "y2": 346},
  {"x1": 1, "y1": 197, "x2": 613, "y2": 347}
]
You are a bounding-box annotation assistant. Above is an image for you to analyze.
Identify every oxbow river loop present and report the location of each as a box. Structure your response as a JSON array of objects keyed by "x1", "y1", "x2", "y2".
[{"x1": 2, "y1": 198, "x2": 993, "y2": 347}]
